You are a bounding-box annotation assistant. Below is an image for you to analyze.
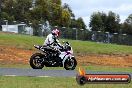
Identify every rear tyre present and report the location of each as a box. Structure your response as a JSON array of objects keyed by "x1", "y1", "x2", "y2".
[
  {"x1": 30, "y1": 53, "x2": 44, "y2": 69},
  {"x1": 64, "y1": 57, "x2": 77, "y2": 70}
]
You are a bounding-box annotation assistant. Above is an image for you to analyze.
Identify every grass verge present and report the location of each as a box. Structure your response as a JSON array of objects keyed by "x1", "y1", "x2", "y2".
[
  {"x1": 0, "y1": 76, "x2": 131, "y2": 88},
  {"x1": 1, "y1": 33, "x2": 132, "y2": 54},
  {"x1": 0, "y1": 64, "x2": 132, "y2": 73}
]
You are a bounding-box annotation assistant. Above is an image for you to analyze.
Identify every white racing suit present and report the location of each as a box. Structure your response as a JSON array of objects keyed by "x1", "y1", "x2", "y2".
[{"x1": 43, "y1": 33, "x2": 62, "y2": 50}]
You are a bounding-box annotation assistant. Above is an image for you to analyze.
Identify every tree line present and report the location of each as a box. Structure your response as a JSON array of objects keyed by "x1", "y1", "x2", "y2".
[
  {"x1": 0, "y1": 0, "x2": 86, "y2": 35},
  {"x1": 89, "y1": 11, "x2": 132, "y2": 34},
  {"x1": 0, "y1": 0, "x2": 132, "y2": 35}
]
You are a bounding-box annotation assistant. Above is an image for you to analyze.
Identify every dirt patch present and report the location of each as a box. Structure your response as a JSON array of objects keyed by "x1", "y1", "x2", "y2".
[
  {"x1": 0, "y1": 45, "x2": 33, "y2": 64},
  {"x1": 0, "y1": 45, "x2": 132, "y2": 67},
  {"x1": 0, "y1": 31, "x2": 17, "y2": 35},
  {"x1": 77, "y1": 54, "x2": 132, "y2": 67}
]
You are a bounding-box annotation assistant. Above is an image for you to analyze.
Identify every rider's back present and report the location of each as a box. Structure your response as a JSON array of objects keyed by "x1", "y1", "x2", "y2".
[{"x1": 44, "y1": 34, "x2": 54, "y2": 46}]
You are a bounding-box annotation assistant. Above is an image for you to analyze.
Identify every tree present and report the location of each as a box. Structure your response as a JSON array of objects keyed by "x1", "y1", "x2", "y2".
[
  {"x1": 89, "y1": 12, "x2": 103, "y2": 31},
  {"x1": 76, "y1": 17, "x2": 86, "y2": 40},
  {"x1": 0, "y1": 0, "x2": 4, "y2": 13},
  {"x1": 1, "y1": 0, "x2": 32, "y2": 22},
  {"x1": 48, "y1": 0, "x2": 62, "y2": 26},
  {"x1": 61, "y1": 9, "x2": 71, "y2": 27},
  {"x1": 122, "y1": 14, "x2": 132, "y2": 34},
  {"x1": 0, "y1": 0, "x2": 2, "y2": 28},
  {"x1": 13, "y1": 0, "x2": 32, "y2": 22},
  {"x1": 122, "y1": 22, "x2": 132, "y2": 34},
  {"x1": 125, "y1": 14, "x2": 132, "y2": 24},
  {"x1": 63, "y1": 3, "x2": 75, "y2": 17},
  {"x1": 106, "y1": 11, "x2": 120, "y2": 33},
  {"x1": 0, "y1": 0, "x2": 79, "y2": 36},
  {"x1": 1, "y1": 0, "x2": 16, "y2": 23},
  {"x1": 63, "y1": 3, "x2": 76, "y2": 28},
  {"x1": 89, "y1": 11, "x2": 120, "y2": 33},
  {"x1": 52, "y1": 0, "x2": 61, "y2": 5},
  {"x1": 100, "y1": 12, "x2": 107, "y2": 31},
  {"x1": 76, "y1": 17, "x2": 86, "y2": 29},
  {"x1": 35, "y1": 0, "x2": 50, "y2": 21}
]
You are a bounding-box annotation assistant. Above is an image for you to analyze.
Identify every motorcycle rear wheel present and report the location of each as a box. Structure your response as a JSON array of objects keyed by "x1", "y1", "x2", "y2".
[{"x1": 30, "y1": 53, "x2": 44, "y2": 69}]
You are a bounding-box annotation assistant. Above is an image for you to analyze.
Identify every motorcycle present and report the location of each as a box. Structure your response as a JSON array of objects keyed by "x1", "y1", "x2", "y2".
[{"x1": 29, "y1": 42, "x2": 77, "y2": 70}]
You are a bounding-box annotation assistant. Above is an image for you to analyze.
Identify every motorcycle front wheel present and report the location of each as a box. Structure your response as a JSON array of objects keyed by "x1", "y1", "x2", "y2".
[
  {"x1": 64, "y1": 57, "x2": 77, "y2": 70},
  {"x1": 30, "y1": 53, "x2": 44, "y2": 69}
]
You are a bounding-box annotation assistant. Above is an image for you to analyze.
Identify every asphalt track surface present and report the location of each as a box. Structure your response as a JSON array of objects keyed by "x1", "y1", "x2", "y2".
[{"x1": 0, "y1": 68, "x2": 132, "y2": 78}]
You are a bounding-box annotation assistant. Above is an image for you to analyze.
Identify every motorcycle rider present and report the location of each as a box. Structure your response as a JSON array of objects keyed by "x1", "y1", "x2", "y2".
[
  {"x1": 43, "y1": 27, "x2": 63, "y2": 64},
  {"x1": 43, "y1": 27, "x2": 62, "y2": 50}
]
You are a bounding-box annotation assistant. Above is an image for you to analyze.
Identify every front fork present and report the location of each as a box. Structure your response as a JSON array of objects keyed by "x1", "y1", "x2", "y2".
[{"x1": 61, "y1": 54, "x2": 74, "y2": 67}]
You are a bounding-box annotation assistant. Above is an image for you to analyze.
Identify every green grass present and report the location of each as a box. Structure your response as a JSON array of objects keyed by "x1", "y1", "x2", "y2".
[
  {"x1": 81, "y1": 65, "x2": 132, "y2": 73},
  {"x1": 0, "y1": 33, "x2": 43, "y2": 50},
  {"x1": 0, "y1": 63, "x2": 132, "y2": 73},
  {"x1": 70, "y1": 40, "x2": 132, "y2": 55},
  {"x1": 0, "y1": 76, "x2": 131, "y2": 88},
  {"x1": 1, "y1": 33, "x2": 132, "y2": 54}
]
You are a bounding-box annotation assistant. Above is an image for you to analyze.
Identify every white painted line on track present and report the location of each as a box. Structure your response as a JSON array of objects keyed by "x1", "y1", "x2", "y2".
[
  {"x1": 3, "y1": 75, "x2": 52, "y2": 77},
  {"x1": 4, "y1": 75, "x2": 17, "y2": 77},
  {"x1": 37, "y1": 76, "x2": 51, "y2": 77},
  {"x1": 2, "y1": 75, "x2": 76, "y2": 78}
]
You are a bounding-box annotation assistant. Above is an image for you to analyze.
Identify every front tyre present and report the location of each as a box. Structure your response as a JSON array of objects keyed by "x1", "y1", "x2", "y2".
[
  {"x1": 64, "y1": 57, "x2": 77, "y2": 70},
  {"x1": 30, "y1": 53, "x2": 44, "y2": 69}
]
